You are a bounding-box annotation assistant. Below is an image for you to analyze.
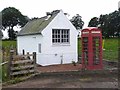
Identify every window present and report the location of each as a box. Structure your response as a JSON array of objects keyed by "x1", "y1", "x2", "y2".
[
  {"x1": 52, "y1": 29, "x2": 70, "y2": 44},
  {"x1": 38, "y1": 44, "x2": 41, "y2": 53}
]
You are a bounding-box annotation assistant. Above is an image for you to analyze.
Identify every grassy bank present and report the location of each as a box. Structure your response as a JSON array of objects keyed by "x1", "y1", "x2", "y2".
[
  {"x1": 78, "y1": 38, "x2": 118, "y2": 61},
  {"x1": 103, "y1": 38, "x2": 118, "y2": 61}
]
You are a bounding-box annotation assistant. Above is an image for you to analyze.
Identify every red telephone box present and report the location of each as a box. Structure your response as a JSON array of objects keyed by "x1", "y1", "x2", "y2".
[{"x1": 81, "y1": 27, "x2": 103, "y2": 70}]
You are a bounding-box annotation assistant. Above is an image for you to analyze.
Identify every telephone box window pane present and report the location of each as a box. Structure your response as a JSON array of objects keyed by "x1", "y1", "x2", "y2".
[{"x1": 93, "y1": 37, "x2": 100, "y2": 65}]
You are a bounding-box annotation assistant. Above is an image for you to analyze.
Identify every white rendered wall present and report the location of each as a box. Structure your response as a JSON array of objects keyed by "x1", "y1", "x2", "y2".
[
  {"x1": 17, "y1": 10, "x2": 78, "y2": 66},
  {"x1": 38, "y1": 10, "x2": 78, "y2": 66},
  {"x1": 17, "y1": 34, "x2": 43, "y2": 55}
]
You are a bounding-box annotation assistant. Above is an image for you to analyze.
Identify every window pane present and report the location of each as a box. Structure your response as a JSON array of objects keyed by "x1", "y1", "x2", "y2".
[
  {"x1": 52, "y1": 29, "x2": 69, "y2": 44},
  {"x1": 67, "y1": 39, "x2": 69, "y2": 42},
  {"x1": 52, "y1": 39, "x2": 55, "y2": 43},
  {"x1": 38, "y1": 44, "x2": 41, "y2": 53},
  {"x1": 58, "y1": 35, "x2": 60, "y2": 38},
  {"x1": 58, "y1": 39, "x2": 60, "y2": 42}
]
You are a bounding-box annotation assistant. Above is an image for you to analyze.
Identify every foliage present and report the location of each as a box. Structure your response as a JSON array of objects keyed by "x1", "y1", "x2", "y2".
[
  {"x1": 1, "y1": 7, "x2": 29, "y2": 40},
  {"x1": 70, "y1": 14, "x2": 84, "y2": 30},
  {"x1": 0, "y1": 30, "x2": 3, "y2": 39},
  {"x1": 88, "y1": 10, "x2": 120, "y2": 38},
  {"x1": 72, "y1": 61, "x2": 76, "y2": 66},
  {"x1": 88, "y1": 17, "x2": 99, "y2": 27}
]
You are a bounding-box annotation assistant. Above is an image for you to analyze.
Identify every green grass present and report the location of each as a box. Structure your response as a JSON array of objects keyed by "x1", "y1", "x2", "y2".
[
  {"x1": 103, "y1": 38, "x2": 118, "y2": 61},
  {"x1": 78, "y1": 38, "x2": 82, "y2": 56},
  {"x1": 1, "y1": 40, "x2": 17, "y2": 82},
  {"x1": 2, "y1": 39, "x2": 118, "y2": 62},
  {"x1": 78, "y1": 38, "x2": 118, "y2": 61},
  {"x1": 2, "y1": 40, "x2": 17, "y2": 49}
]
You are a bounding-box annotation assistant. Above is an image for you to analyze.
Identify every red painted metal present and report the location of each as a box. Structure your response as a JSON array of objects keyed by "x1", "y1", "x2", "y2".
[{"x1": 81, "y1": 27, "x2": 103, "y2": 70}]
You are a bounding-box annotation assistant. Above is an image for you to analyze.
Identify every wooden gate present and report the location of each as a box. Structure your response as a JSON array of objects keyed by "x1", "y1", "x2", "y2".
[{"x1": 8, "y1": 49, "x2": 36, "y2": 79}]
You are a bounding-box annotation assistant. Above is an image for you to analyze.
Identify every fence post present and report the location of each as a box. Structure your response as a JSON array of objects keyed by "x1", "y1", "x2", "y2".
[
  {"x1": 8, "y1": 49, "x2": 14, "y2": 79},
  {"x1": 27, "y1": 52, "x2": 30, "y2": 59},
  {"x1": 33, "y1": 52, "x2": 36, "y2": 68},
  {"x1": 23, "y1": 49, "x2": 25, "y2": 55},
  {"x1": 15, "y1": 48, "x2": 17, "y2": 55}
]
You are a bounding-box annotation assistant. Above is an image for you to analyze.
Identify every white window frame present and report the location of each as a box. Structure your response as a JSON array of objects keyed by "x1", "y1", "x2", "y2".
[{"x1": 52, "y1": 29, "x2": 70, "y2": 45}]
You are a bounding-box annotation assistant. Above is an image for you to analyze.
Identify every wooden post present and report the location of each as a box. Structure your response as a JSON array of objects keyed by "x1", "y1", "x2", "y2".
[
  {"x1": 22, "y1": 49, "x2": 25, "y2": 55},
  {"x1": 27, "y1": 52, "x2": 30, "y2": 59},
  {"x1": 15, "y1": 48, "x2": 18, "y2": 55},
  {"x1": 33, "y1": 52, "x2": 36, "y2": 68},
  {"x1": 8, "y1": 49, "x2": 14, "y2": 79}
]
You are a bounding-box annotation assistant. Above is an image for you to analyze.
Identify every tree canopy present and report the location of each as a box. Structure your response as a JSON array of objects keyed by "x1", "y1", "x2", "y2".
[
  {"x1": 88, "y1": 17, "x2": 99, "y2": 27},
  {"x1": 70, "y1": 14, "x2": 84, "y2": 30},
  {"x1": 0, "y1": 30, "x2": 3, "y2": 39},
  {"x1": 1, "y1": 7, "x2": 29, "y2": 40},
  {"x1": 88, "y1": 10, "x2": 120, "y2": 38}
]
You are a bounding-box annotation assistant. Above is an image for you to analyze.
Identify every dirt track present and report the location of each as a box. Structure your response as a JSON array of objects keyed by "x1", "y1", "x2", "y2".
[
  {"x1": 2, "y1": 62, "x2": 118, "y2": 89},
  {"x1": 2, "y1": 70, "x2": 118, "y2": 89}
]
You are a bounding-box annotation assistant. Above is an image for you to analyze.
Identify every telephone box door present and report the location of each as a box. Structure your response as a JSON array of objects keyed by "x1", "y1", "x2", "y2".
[{"x1": 81, "y1": 27, "x2": 103, "y2": 70}]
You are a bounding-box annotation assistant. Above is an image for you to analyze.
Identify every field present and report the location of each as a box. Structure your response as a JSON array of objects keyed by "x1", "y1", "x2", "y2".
[
  {"x1": 2, "y1": 38, "x2": 119, "y2": 61},
  {"x1": 78, "y1": 38, "x2": 118, "y2": 61},
  {"x1": 2, "y1": 38, "x2": 118, "y2": 61},
  {"x1": 1, "y1": 38, "x2": 118, "y2": 85},
  {"x1": 103, "y1": 38, "x2": 118, "y2": 61},
  {"x1": 2, "y1": 40, "x2": 17, "y2": 49}
]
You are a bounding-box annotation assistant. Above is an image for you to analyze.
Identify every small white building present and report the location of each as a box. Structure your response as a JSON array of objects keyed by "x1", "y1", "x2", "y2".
[{"x1": 17, "y1": 10, "x2": 78, "y2": 66}]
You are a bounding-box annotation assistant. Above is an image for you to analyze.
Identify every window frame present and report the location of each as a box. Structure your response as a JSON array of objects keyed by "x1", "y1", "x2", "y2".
[{"x1": 52, "y1": 29, "x2": 70, "y2": 45}]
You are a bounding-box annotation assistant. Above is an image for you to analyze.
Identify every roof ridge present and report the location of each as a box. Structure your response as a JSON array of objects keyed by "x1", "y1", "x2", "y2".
[{"x1": 17, "y1": 10, "x2": 61, "y2": 36}]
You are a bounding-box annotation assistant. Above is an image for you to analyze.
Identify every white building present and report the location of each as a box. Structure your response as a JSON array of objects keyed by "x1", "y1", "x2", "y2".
[{"x1": 17, "y1": 10, "x2": 78, "y2": 66}]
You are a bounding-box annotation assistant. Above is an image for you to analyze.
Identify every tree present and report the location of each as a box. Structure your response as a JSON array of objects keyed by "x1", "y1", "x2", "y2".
[
  {"x1": 99, "y1": 11, "x2": 120, "y2": 38},
  {"x1": 0, "y1": 30, "x2": 3, "y2": 39},
  {"x1": 88, "y1": 17, "x2": 99, "y2": 27},
  {"x1": 2, "y1": 7, "x2": 29, "y2": 40},
  {"x1": 88, "y1": 10, "x2": 120, "y2": 38},
  {"x1": 70, "y1": 14, "x2": 84, "y2": 29}
]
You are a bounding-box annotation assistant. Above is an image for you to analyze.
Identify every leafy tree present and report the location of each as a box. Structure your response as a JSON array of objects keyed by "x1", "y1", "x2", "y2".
[
  {"x1": 99, "y1": 11, "x2": 120, "y2": 38},
  {"x1": 70, "y1": 14, "x2": 84, "y2": 29},
  {"x1": 88, "y1": 10, "x2": 120, "y2": 38},
  {"x1": 0, "y1": 30, "x2": 3, "y2": 39},
  {"x1": 1, "y1": 7, "x2": 29, "y2": 40},
  {"x1": 88, "y1": 17, "x2": 99, "y2": 27}
]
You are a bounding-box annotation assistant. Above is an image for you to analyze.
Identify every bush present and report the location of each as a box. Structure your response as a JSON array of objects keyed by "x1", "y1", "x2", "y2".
[{"x1": 72, "y1": 61, "x2": 76, "y2": 66}]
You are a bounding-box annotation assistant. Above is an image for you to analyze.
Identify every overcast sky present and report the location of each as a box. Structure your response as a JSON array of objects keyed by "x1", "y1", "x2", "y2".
[{"x1": 0, "y1": 0, "x2": 119, "y2": 38}]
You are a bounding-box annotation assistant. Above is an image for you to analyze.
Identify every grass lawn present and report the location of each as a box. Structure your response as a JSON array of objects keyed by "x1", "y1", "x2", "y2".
[
  {"x1": 78, "y1": 38, "x2": 118, "y2": 61},
  {"x1": 1, "y1": 40, "x2": 17, "y2": 82},
  {"x1": 2, "y1": 40, "x2": 17, "y2": 49},
  {"x1": 103, "y1": 38, "x2": 118, "y2": 61},
  {"x1": 2, "y1": 38, "x2": 118, "y2": 61}
]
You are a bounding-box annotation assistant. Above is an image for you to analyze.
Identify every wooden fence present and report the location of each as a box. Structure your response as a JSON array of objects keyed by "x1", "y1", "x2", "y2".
[{"x1": 7, "y1": 49, "x2": 36, "y2": 79}]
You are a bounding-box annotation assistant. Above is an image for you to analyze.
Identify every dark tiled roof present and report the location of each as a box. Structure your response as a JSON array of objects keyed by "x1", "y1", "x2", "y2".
[{"x1": 17, "y1": 10, "x2": 60, "y2": 36}]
